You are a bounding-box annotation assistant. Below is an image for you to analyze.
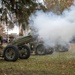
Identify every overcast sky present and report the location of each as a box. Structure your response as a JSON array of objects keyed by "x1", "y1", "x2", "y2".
[{"x1": 39, "y1": 0, "x2": 43, "y2": 3}]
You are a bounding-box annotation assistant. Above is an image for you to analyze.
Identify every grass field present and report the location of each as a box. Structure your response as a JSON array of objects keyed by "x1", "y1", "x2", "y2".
[{"x1": 0, "y1": 44, "x2": 75, "y2": 75}]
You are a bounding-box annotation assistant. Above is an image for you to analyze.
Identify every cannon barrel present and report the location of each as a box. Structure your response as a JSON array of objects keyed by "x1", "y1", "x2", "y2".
[{"x1": 11, "y1": 35, "x2": 32, "y2": 46}]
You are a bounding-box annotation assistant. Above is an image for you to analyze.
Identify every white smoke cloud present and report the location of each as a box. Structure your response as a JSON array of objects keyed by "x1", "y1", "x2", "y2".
[{"x1": 29, "y1": 0, "x2": 75, "y2": 47}]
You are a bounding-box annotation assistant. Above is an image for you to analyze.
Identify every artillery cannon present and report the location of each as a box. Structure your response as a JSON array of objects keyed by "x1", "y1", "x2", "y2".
[
  {"x1": 0, "y1": 34, "x2": 68, "y2": 61},
  {"x1": 0, "y1": 35, "x2": 32, "y2": 61}
]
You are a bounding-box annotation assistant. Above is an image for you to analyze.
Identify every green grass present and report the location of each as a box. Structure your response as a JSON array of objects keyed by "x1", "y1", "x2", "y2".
[{"x1": 0, "y1": 51, "x2": 75, "y2": 75}]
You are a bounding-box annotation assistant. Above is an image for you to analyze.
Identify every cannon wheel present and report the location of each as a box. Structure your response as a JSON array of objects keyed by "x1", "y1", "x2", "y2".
[
  {"x1": 19, "y1": 45, "x2": 30, "y2": 59},
  {"x1": 35, "y1": 44, "x2": 46, "y2": 55},
  {"x1": 58, "y1": 47, "x2": 68, "y2": 52},
  {"x1": 47, "y1": 47, "x2": 54, "y2": 54},
  {"x1": 3, "y1": 45, "x2": 19, "y2": 61},
  {"x1": 55, "y1": 46, "x2": 69, "y2": 52}
]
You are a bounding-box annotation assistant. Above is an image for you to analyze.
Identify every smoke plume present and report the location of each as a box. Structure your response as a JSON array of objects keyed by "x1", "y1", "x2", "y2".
[{"x1": 29, "y1": 1, "x2": 75, "y2": 48}]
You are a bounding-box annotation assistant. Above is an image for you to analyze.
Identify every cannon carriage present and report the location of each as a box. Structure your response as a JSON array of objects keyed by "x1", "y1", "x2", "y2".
[
  {"x1": 0, "y1": 35, "x2": 32, "y2": 61},
  {"x1": 0, "y1": 34, "x2": 69, "y2": 61}
]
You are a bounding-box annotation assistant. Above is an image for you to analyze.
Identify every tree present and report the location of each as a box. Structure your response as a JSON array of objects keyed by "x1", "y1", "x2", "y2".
[
  {"x1": 0, "y1": 22, "x2": 5, "y2": 36},
  {"x1": 44, "y1": 0, "x2": 74, "y2": 14},
  {"x1": 1, "y1": 0, "x2": 46, "y2": 36}
]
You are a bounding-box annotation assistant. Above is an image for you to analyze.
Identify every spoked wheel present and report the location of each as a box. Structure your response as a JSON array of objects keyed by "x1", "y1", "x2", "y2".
[
  {"x1": 4, "y1": 45, "x2": 19, "y2": 61},
  {"x1": 19, "y1": 45, "x2": 30, "y2": 59},
  {"x1": 35, "y1": 44, "x2": 46, "y2": 55}
]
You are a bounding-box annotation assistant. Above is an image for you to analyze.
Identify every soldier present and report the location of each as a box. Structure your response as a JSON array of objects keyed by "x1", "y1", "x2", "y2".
[
  {"x1": 0, "y1": 35, "x2": 3, "y2": 45},
  {"x1": 9, "y1": 34, "x2": 14, "y2": 43},
  {"x1": 0, "y1": 35, "x2": 3, "y2": 50}
]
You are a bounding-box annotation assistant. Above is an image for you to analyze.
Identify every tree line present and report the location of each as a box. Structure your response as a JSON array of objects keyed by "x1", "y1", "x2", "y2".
[{"x1": 0, "y1": 0, "x2": 74, "y2": 36}]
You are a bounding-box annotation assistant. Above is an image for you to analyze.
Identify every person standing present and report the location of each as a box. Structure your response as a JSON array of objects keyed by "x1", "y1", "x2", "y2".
[{"x1": 0, "y1": 35, "x2": 3, "y2": 45}]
